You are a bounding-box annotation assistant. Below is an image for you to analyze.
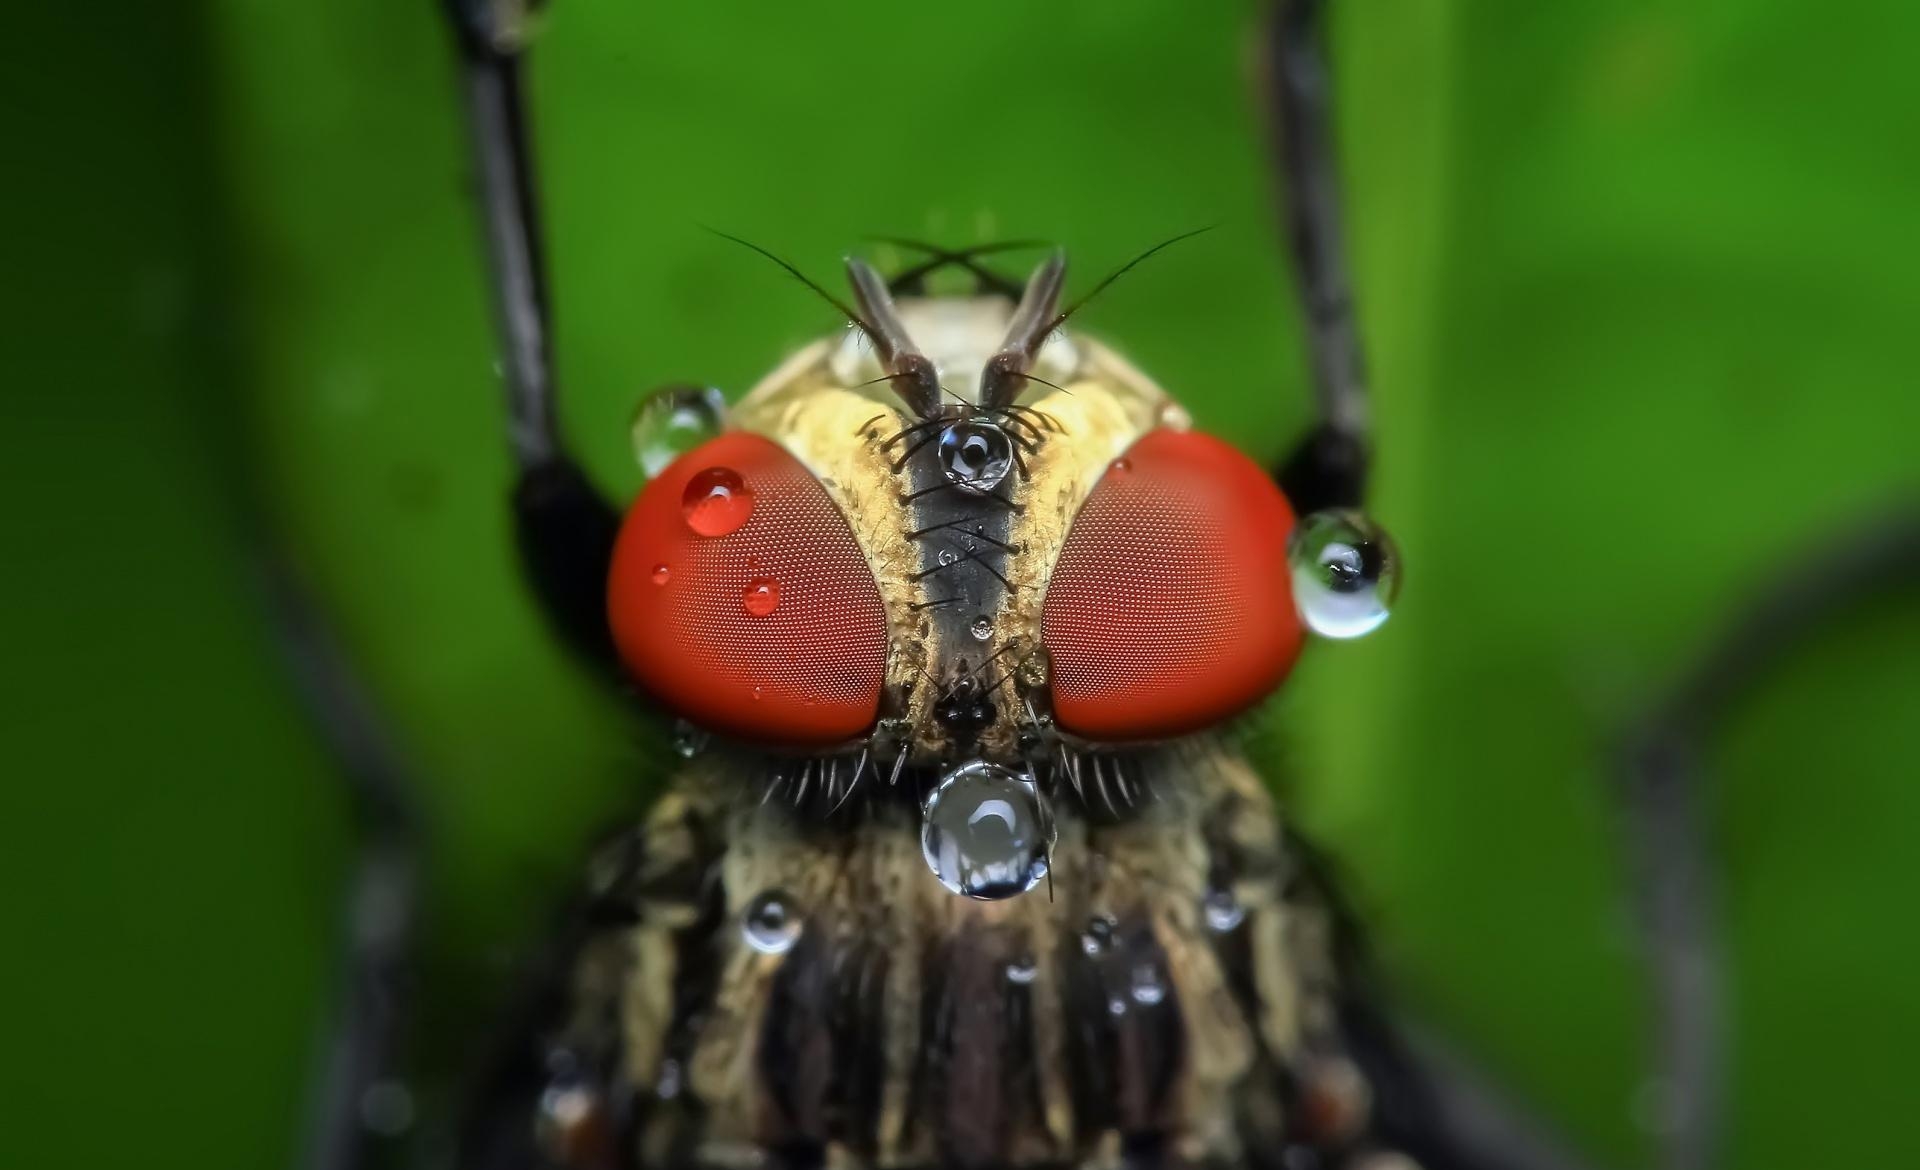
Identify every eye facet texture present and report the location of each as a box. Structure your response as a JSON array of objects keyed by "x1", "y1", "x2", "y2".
[
  {"x1": 1041, "y1": 429, "x2": 1304, "y2": 741},
  {"x1": 607, "y1": 432, "x2": 888, "y2": 745}
]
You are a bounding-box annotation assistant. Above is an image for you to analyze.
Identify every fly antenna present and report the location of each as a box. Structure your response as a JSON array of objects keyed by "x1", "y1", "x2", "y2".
[
  {"x1": 1044, "y1": 225, "x2": 1214, "y2": 335},
  {"x1": 846, "y1": 258, "x2": 942, "y2": 418},
  {"x1": 980, "y1": 250, "x2": 1068, "y2": 409},
  {"x1": 705, "y1": 226, "x2": 880, "y2": 340}
]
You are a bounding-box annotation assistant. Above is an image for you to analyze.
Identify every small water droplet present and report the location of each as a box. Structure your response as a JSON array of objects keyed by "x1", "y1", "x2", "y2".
[
  {"x1": 681, "y1": 466, "x2": 754, "y2": 537},
  {"x1": 750, "y1": 685, "x2": 765, "y2": 701},
  {"x1": 655, "y1": 1058, "x2": 683, "y2": 1100},
  {"x1": 970, "y1": 615, "x2": 994, "y2": 641},
  {"x1": 650, "y1": 563, "x2": 671, "y2": 585},
  {"x1": 1006, "y1": 955, "x2": 1038, "y2": 985},
  {"x1": 1287, "y1": 509, "x2": 1400, "y2": 638},
  {"x1": 1129, "y1": 963, "x2": 1166, "y2": 1006},
  {"x1": 1016, "y1": 649, "x2": 1050, "y2": 689},
  {"x1": 920, "y1": 762, "x2": 1054, "y2": 900},
  {"x1": 742, "y1": 890, "x2": 802, "y2": 954},
  {"x1": 1081, "y1": 914, "x2": 1116, "y2": 956},
  {"x1": 1109, "y1": 456, "x2": 1132, "y2": 474},
  {"x1": 631, "y1": 385, "x2": 727, "y2": 478},
  {"x1": 1203, "y1": 888, "x2": 1246, "y2": 932},
  {"x1": 742, "y1": 576, "x2": 781, "y2": 617},
  {"x1": 938, "y1": 420, "x2": 1014, "y2": 494},
  {"x1": 672, "y1": 719, "x2": 709, "y2": 759},
  {"x1": 1107, "y1": 996, "x2": 1128, "y2": 1017},
  {"x1": 938, "y1": 547, "x2": 960, "y2": 566},
  {"x1": 359, "y1": 1080, "x2": 415, "y2": 1136}
]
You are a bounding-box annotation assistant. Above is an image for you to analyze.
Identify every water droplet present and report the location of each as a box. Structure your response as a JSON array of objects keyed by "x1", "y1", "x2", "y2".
[
  {"x1": 655, "y1": 1058, "x2": 683, "y2": 1100},
  {"x1": 920, "y1": 761, "x2": 1054, "y2": 899},
  {"x1": 650, "y1": 563, "x2": 671, "y2": 586},
  {"x1": 681, "y1": 466, "x2": 754, "y2": 537},
  {"x1": 1129, "y1": 963, "x2": 1166, "y2": 1006},
  {"x1": 750, "y1": 685, "x2": 765, "y2": 702},
  {"x1": 1016, "y1": 649, "x2": 1050, "y2": 689},
  {"x1": 938, "y1": 420, "x2": 1014, "y2": 494},
  {"x1": 970, "y1": 615, "x2": 994, "y2": 641},
  {"x1": 672, "y1": 719, "x2": 709, "y2": 759},
  {"x1": 938, "y1": 547, "x2": 960, "y2": 566},
  {"x1": 1287, "y1": 509, "x2": 1400, "y2": 638},
  {"x1": 742, "y1": 890, "x2": 802, "y2": 954},
  {"x1": 1005, "y1": 955, "x2": 1038, "y2": 985},
  {"x1": 1107, "y1": 996, "x2": 1128, "y2": 1017},
  {"x1": 359, "y1": 1080, "x2": 415, "y2": 1136},
  {"x1": 742, "y1": 576, "x2": 781, "y2": 617},
  {"x1": 1109, "y1": 456, "x2": 1132, "y2": 474},
  {"x1": 631, "y1": 384, "x2": 727, "y2": 478},
  {"x1": 1081, "y1": 914, "x2": 1116, "y2": 956},
  {"x1": 1203, "y1": 888, "x2": 1246, "y2": 932}
]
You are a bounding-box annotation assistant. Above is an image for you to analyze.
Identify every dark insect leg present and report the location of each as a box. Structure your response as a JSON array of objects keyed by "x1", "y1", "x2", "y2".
[
  {"x1": 443, "y1": 0, "x2": 622, "y2": 678},
  {"x1": 1263, "y1": 0, "x2": 1370, "y2": 514},
  {"x1": 269, "y1": 564, "x2": 421, "y2": 1170},
  {"x1": 1618, "y1": 504, "x2": 1920, "y2": 1170}
]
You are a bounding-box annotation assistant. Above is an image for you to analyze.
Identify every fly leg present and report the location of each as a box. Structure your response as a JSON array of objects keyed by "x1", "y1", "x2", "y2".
[
  {"x1": 442, "y1": 0, "x2": 623, "y2": 680},
  {"x1": 1617, "y1": 504, "x2": 1920, "y2": 1170},
  {"x1": 270, "y1": 567, "x2": 423, "y2": 1170},
  {"x1": 1262, "y1": 0, "x2": 1370, "y2": 515}
]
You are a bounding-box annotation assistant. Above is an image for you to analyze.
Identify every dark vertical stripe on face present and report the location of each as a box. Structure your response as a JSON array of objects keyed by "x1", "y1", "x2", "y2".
[
  {"x1": 756, "y1": 932, "x2": 889, "y2": 1156},
  {"x1": 1063, "y1": 916, "x2": 1186, "y2": 1141}
]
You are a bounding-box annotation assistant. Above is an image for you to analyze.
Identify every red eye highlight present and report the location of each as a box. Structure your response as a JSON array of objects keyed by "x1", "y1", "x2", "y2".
[
  {"x1": 607, "y1": 432, "x2": 888, "y2": 745},
  {"x1": 1041, "y1": 429, "x2": 1304, "y2": 741}
]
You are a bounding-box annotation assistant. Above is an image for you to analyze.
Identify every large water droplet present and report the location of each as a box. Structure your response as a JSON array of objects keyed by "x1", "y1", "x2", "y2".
[
  {"x1": 742, "y1": 890, "x2": 801, "y2": 954},
  {"x1": 1005, "y1": 955, "x2": 1038, "y2": 985},
  {"x1": 631, "y1": 384, "x2": 727, "y2": 479},
  {"x1": 650, "y1": 563, "x2": 671, "y2": 586},
  {"x1": 672, "y1": 719, "x2": 709, "y2": 759},
  {"x1": 1081, "y1": 914, "x2": 1116, "y2": 956},
  {"x1": 1287, "y1": 510, "x2": 1400, "y2": 638},
  {"x1": 1202, "y1": 888, "x2": 1246, "y2": 932},
  {"x1": 970, "y1": 615, "x2": 994, "y2": 641},
  {"x1": 938, "y1": 420, "x2": 1014, "y2": 494},
  {"x1": 682, "y1": 467, "x2": 754, "y2": 537},
  {"x1": 742, "y1": 576, "x2": 781, "y2": 617},
  {"x1": 920, "y1": 761, "x2": 1053, "y2": 900},
  {"x1": 1129, "y1": 963, "x2": 1167, "y2": 1006}
]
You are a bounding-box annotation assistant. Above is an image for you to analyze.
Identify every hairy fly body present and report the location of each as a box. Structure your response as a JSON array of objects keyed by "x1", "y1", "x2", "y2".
[{"x1": 271, "y1": 2, "x2": 1897, "y2": 1170}]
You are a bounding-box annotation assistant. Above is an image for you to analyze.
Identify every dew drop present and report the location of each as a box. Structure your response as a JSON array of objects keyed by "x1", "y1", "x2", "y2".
[
  {"x1": 1287, "y1": 509, "x2": 1401, "y2": 638},
  {"x1": 671, "y1": 719, "x2": 709, "y2": 759},
  {"x1": 970, "y1": 615, "x2": 994, "y2": 641},
  {"x1": 938, "y1": 547, "x2": 960, "y2": 566},
  {"x1": 1081, "y1": 914, "x2": 1116, "y2": 956},
  {"x1": 1005, "y1": 955, "x2": 1038, "y2": 985},
  {"x1": 938, "y1": 420, "x2": 1014, "y2": 494},
  {"x1": 681, "y1": 467, "x2": 754, "y2": 537},
  {"x1": 631, "y1": 384, "x2": 727, "y2": 479},
  {"x1": 742, "y1": 576, "x2": 781, "y2": 617},
  {"x1": 1129, "y1": 963, "x2": 1167, "y2": 1006},
  {"x1": 1203, "y1": 888, "x2": 1246, "y2": 932},
  {"x1": 1109, "y1": 456, "x2": 1132, "y2": 475},
  {"x1": 920, "y1": 761, "x2": 1054, "y2": 900},
  {"x1": 742, "y1": 890, "x2": 802, "y2": 954},
  {"x1": 650, "y1": 563, "x2": 671, "y2": 586}
]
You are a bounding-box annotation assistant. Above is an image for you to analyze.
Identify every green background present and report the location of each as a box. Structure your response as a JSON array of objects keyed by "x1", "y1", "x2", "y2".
[{"x1": 8, "y1": 1, "x2": 1917, "y2": 1168}]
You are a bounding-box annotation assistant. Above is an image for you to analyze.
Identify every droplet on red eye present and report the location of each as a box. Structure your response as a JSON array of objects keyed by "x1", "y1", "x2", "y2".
[
  {"x1": 608, "y1": 432, "x2": 887, "y2": 745},
  {"x1": 1040, "y1": 429, "x2": 1304, "y2": 741},
  {"x1": 680, "y1": 466, "x2": 755, "y2": 537}
]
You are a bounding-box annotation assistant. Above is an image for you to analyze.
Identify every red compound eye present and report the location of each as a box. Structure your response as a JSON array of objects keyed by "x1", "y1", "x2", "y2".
[
  {"x1": 607, "y1": 432, "x2": 888, "y2": 745},
  {"x1": 1041, "y1": 429, "x2": 1304, "y2": 741}
]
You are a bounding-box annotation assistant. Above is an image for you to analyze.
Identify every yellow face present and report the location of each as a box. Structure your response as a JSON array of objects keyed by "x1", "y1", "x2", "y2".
[{"x1": 728, "y1": 297, "x2": 1192, "y2": 764}]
